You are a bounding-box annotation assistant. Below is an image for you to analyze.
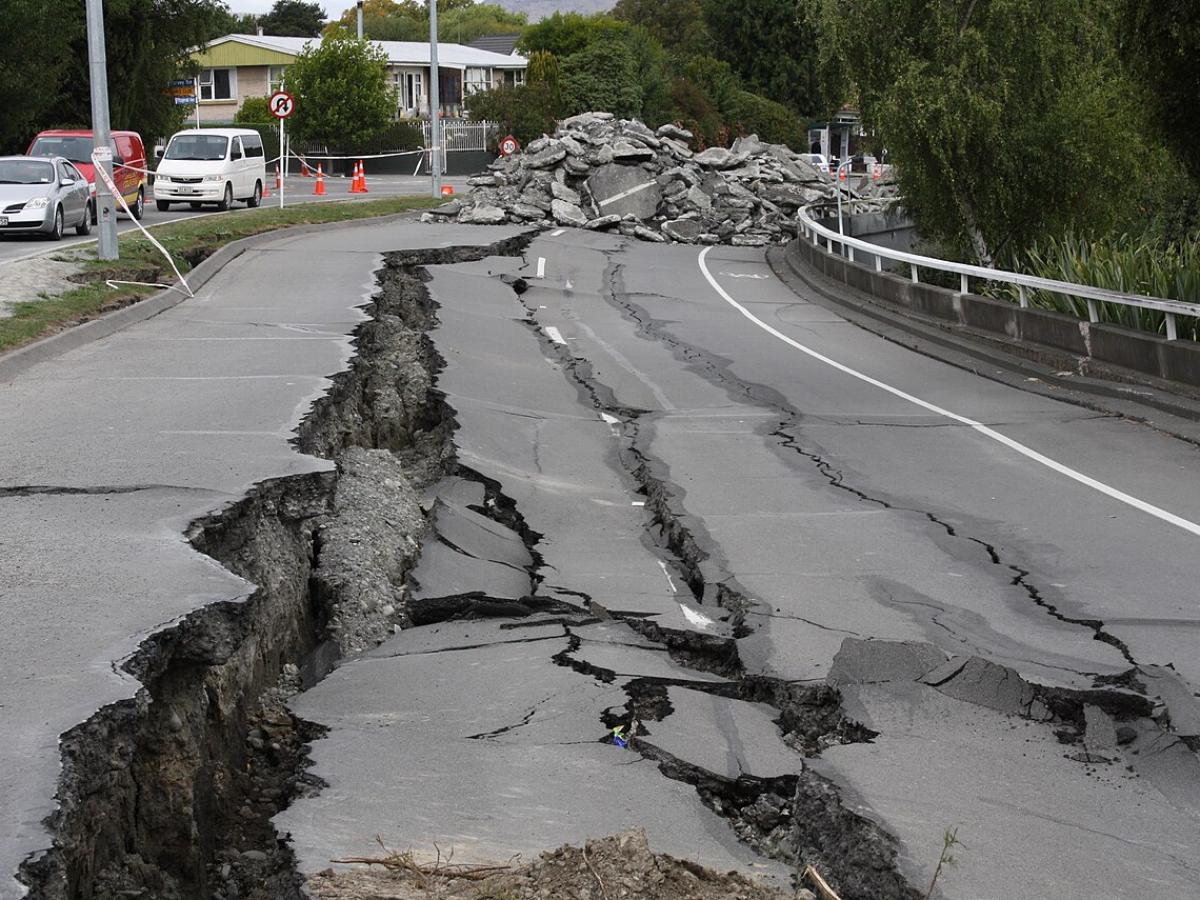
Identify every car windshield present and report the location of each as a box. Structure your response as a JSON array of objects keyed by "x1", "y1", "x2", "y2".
[
  {"x1": 164, "y1": 135, "x2": 228, "y2": 161},
  {"x1": 0, "y1": 159, "x2": 54, "y2": 184},
  {"x1": 29, "y1": 136, "x2": 93, "y2": 164}
]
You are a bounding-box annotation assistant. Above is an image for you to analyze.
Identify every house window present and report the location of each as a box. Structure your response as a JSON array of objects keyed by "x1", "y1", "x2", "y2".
[
  {"x1": 199, "y1": 68, "x2": 235, "y2": 101},
  {"x1": 464, "y1": 67, "x2": 490, "y2": 96},
  {"x1": 268, "y1": 66, "x2": 288, "y2": 92},
  {"x1": 512, "y1": 69, "x2": 525, "y2": 86},
  {"x1": 396, "y1": 71, "x2": 423, "y2": 113}
]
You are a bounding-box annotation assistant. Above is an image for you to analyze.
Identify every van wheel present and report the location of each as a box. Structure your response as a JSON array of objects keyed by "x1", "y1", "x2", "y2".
[
  {"x1": 131, "y1": 187, "x2": 144, "y2": 220},
  {"x1": 247, "y1": 180, "x2": 262, "y2": 208},
  {"x1": 156, "y1": 199, "x2": 171, "y2": 212},
  {"x1": 216, "y1": 183, "x2": 233, "y2": 212},
  {"x1": 76, "y1": 203, "x2": 93, "y2": 236}
]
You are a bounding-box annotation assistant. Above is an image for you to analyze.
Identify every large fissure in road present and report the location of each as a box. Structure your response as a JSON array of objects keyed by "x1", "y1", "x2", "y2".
[
  {"x1": 19, "y1": 232, "x2": 1180, "y2": 900},
  {"x1": 16, "y1": 237, "x2": 531, "y2": 900}
]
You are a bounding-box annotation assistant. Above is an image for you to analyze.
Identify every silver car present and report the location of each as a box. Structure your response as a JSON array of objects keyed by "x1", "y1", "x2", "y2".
[{"x1": 0, "y1": 155, "x2": 92, "y2": 240}]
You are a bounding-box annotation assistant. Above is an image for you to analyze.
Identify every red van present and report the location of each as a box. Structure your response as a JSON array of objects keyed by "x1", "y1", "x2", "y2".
[{"x1": 26, "y1": 130, "x2": 147, "y2": 220}]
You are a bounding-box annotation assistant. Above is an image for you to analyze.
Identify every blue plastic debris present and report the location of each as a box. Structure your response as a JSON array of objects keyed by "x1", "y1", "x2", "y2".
[{"x1": 610, "y1": 725, "x2": 629, "y2": 748}]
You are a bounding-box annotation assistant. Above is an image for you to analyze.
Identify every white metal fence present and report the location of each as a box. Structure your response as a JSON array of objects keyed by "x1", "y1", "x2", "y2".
[
  {"x1": 797, "y1": 200, "x2": 1200, "y2": 341},
  {"x1": 420, "y1": 119, "x2": 497, "y2": 152}
]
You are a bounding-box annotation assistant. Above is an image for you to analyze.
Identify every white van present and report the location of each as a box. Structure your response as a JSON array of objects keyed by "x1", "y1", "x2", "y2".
[{"x1": 154, "y1": 128, "x2": 266, "y2": 211}]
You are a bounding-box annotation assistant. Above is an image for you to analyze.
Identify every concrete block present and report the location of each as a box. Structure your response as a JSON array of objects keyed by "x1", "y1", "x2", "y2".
[
  {"x1": 1016, "y1": 308, "x2": 1089, "y2": 355},
  {"x1": 1089, "y1": 324, "x2": 1162, "y2": 377},
  {"x1": 908, "y1": 282, "x2": 957, "y2": 321},
  {"x1": 1157, "y1": 339, "x2": 1200, "y2": 387},
  {"x1": 960, "y1": 295, "x2": 1020, "y2": 339}
]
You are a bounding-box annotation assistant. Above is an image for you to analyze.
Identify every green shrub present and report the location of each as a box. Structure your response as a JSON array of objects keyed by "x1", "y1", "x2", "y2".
[
  {"x1": 467, "y1": 84, "x2": 561, "y2": 146},
  {"x1": 726, "y1": 90, "x2": 805, "y2": 147}
]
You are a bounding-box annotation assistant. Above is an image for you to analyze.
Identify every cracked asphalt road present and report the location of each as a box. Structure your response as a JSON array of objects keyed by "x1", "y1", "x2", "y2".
[
  {"x1": 283, "y1": 228, "x2": 1200, "y2": 898},
  {"x1": 3, "y1": 221, "x2": 1200, "y2": 898}
]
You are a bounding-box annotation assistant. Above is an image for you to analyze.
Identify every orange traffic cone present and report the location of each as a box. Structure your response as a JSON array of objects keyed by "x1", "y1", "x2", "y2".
[
  {"x1": 261, "y1": 174, "x2": 271, "y2": 199},
  {"x1": 301, "y1": 158, "x2": 311, "y2": 177},
  {"x1": 357, "y1": 160, "x2": 368, "y2": 193},
  {"x1": 313, "y1": 164, "x2": 325, "y2": 195},
  {"x1": 275, "y1": 165, "x2": 281, "y2": 189},
  {"x1": 440, "y1": 184, "x2": 455, "y2": 196},
  {"x1": 838, "y1": 168, "x2": 847, "y2": 182},
  {"x1": 350, "y1": 160, "x2": 367, "y2": 194}
]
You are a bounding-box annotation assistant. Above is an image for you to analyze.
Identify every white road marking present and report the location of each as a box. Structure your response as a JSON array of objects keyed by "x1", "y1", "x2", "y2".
[
  {"x1": 543, "y1": 326, "x2": 566, "y2": 345},
  {"x1": 597, "y1": 180, "x2": 657, "y2": 208},
  {"x1": 657, "y1": 560, "x2": 678, "y2": 593},
  {"x1": 720, "y1": 272, "x2": 769, "y2": 279},
  {"x1": 632, "y1": 500, "x2": 645, "y2": 506},
  {"x1": 697, "y1": 246, "x2": 1200, "y2": 538},
  {"x1": 599, "y1": 412, "x2": 621, "y2": 425},
  {"x1": 535, "y1": 257, "x2": 546, "y2": 278},
  {"x1": 551, "y1": 228, "x2": 565, "y2": 236},
  {"x1": 679, "y1": 603, "x2": 715, "y2": 630}
]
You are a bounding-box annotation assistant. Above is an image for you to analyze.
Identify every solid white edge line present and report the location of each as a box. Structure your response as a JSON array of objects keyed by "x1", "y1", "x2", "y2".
[
  {"x1": 696, "y1": 246, "x2": 1200, "y2": 538},
  {"x1": 551, "y1": 228, "x2": 565, "y2": 237}
]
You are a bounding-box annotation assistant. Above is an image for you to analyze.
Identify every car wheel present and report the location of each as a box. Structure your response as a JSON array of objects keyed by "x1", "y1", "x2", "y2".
[
  {"x1": 247, "y1": 180, "x2": 262, "y2": 208},
  {"x1": 75, "y1": 203, "x2": 93, "y2": 236},
  {"x1": 132, "y1": 187, "x2": 144, "y2": 220},
  {"x1": 216, "y1": 183, "x2": 233, "y2": 212},
  {"x1": 47, "y1": 206, "x2": 64, "y2": 241},
  {"x1": 156, "y1": 200, "x2": 171, "y2": 212}
]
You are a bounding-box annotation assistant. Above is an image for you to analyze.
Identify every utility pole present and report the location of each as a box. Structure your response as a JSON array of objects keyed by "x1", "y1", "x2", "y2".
[
  {"x1": 356, "y1": 1, "x2": 364, "y2": 39},
  {"x1": 429, "y1": 0, "x2": 442, "y2": 198},
  {"x1": 85, "y1": 0, "x2": 118, "y2": 259}
]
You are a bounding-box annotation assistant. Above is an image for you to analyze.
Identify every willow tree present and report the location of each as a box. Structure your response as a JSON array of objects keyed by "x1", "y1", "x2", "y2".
[{"x1": 822, "y1": 0, "x2": 1144, "y2": 265}]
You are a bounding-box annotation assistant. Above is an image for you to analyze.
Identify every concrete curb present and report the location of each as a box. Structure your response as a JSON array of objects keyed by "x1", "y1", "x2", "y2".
[
  {"x1": 0, "y1": 210, "x2": 424, "y2": 385},
  {"x1": 767, "y1": 242, "x2": 1200, "y2": 444}
]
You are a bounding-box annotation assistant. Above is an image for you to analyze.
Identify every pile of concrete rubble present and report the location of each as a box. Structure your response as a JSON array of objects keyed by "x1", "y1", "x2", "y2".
[{"x1": 423, "y1": 112, "x2": 896, "y2": 246}]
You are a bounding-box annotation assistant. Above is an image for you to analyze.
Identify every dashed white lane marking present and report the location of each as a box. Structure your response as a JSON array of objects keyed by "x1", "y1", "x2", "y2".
[
  {"x1": 656, "y1": 560, "x2": 678, "y2": 593},
  {"x1": 697, "y1": 247, "x2": 1200, "y2": 538},
  {"x1": 535, "y1": 256, "x2": 546, "y2": 278},
  {"x1": 599, "y1": 412, "x2": 620, "y2": 425},
  {"x1": 551, "y1": 228, "x2": 565, "y2": 236},
  {"x1": 543, "y1": 326, "x2": 566, "y2": 345},
  {"x1": 679, "y1": 603, "x2": 715, "y2": 630}
]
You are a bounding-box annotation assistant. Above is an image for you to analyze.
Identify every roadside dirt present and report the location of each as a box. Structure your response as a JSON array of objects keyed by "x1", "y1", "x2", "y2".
[{"x1": 306, "y1": 828, "x2": 808, "y2": 900}]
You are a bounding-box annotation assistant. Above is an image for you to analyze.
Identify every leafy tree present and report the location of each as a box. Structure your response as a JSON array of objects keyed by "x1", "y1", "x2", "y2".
[
  {"x1": 235, "y1": 96, "x2": 273, "y2": 123},
  {"x1": 286, "y1": 36, "x2": 396, "y2": 149},
  {"x1": 43, "y1": 0, "x2": 231, "y2": 148},
  {"x1": 702, "y1": 0, "x2": 831, "y2": 118},
  {"x1": 0, "y1": 0, "x2": 75, "y2": 152},
  {"x1": 207, "y1": 6, "x2": 260, "y2": 37},
  {"x1": 822, "y1": 0, "x2": 1146, "y2": 265},
  {"x1": 467, "y1": 83, "x2": 559, "y2": 144},
  {"x1": 260, "y1": 0, "x2": 327, "y2": 37},
  {"x1": 560, "y1": 40, "x2": 643, "y2": 120},
  {"x1": 1119, "y1": 1, "x2": 1200, "y2": 182},
  {"x1": 526, "y1": 50, "x2": 560, "y2": 87},
  {"x1": 325, "y1": 0, "x2": 524, "y2": 43},
  {"x1": 612, "y1": 0, "x2": 712, "y2": 58},
  {"x1": 518, "y1": 12, "x2": 628, "y2": 58}
]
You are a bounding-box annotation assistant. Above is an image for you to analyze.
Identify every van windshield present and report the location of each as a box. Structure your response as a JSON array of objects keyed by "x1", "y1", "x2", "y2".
[
  {"x1": 164, "y1": 135, "x2": 228, "y2": 161},
  {"x1": 29, "y1": 136, "x2": 93, "y2": 164}
]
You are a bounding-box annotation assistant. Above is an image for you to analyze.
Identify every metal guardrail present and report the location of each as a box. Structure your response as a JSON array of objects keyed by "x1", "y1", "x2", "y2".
[{"x1": 797, "y1": 201, "x2": 1200, "y2": 341}]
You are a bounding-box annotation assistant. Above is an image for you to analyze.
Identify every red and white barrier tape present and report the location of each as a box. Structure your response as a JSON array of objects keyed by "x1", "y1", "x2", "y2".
[{"x1": 91, "y1": 150, "x2": 193, "y2": 298}]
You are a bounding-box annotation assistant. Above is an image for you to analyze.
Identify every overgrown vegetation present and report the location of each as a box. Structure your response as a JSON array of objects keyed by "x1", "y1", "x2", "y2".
[
  {"x1": 325, "y1": 0, "x2": 526, "y2": 44},
  {"x1": 819, "y1": 0, "x2": 1199, "y2": 302},
  {"x1": 467, "y1": 5, "x2": 829, "y2": 148},
  {"x1": 0, "y1": 197, "x2": 438, "y2": 353}
]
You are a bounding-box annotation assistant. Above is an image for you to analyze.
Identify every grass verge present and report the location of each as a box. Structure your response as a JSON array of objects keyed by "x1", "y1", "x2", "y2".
[{"x1": 0, "y1": 196, "x2": 440, "y2": 353}]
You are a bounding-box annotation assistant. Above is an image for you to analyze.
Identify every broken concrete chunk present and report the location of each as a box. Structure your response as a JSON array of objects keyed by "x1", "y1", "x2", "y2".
[
  {"x1": 549, "y1": 180, "x2": 581, "y2": 205},
  {"x1": 525, "y1": 145, "x2": 567, "y2": 169},
  {"x1": 656, "y1": 123, "x2": 694, "y2": 142},
  {"x1": 612, "y1": 140, "x2": 656, "y2": 163},
  {"x1": 632, "y1": 225, "x2": 668, "y2": 243},
  {"x1": 694, "y1": 147, "x2": 745, "y2": 169},
  {"x1": 585, "y1": 163, "x2": 662, "y2": 220},
  {"x1": 584, "y1": 214, "x2": 622, "y2": 230},
  {"x1": 661, "y1": 218, "x2": 705, "y2": 243},
  {"x1": 458, "y1": 203, "x2": 507, "y2": 224},
  {"x1": 550, "y1": 198, "x2": 588, "y2": 227},
  {"x1": 828, "y1": 638, "x2": 949, "y2": 687},
  {"x1": 510, "y1": 202, "x2": 548, "y2": 220},
  {"x1": 427, "y1": 200, "x2": 462, "y2": 217}
]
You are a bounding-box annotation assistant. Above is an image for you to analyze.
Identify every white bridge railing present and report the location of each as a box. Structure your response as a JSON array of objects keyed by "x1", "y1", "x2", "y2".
[{"x1": 797, "y1": 201, "x2": 1199, "y2": 341}]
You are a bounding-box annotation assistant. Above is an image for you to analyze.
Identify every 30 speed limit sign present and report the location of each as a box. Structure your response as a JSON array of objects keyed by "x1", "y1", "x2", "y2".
[
  {"x1": 268, "y1": 91, "x2": 295, "y2": 119},
  {"x1": 499, "y1": 134, "x2": 520, "y2": 156}
]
